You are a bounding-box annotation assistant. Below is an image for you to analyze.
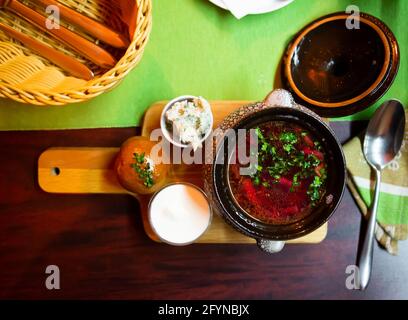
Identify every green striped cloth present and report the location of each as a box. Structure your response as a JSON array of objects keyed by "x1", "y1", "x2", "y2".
[{"x1": 344, "y1": 110, "x2": 408, "y2": 255}]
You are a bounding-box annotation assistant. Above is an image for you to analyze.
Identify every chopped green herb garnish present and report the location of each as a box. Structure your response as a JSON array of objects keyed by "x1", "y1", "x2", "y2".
[
  {"x1": 307, "y1": 175, "x2": 323, "y2": 205},
  {"x1": 283, "y1": 144, "x2": 293, "y2": 154},
  {"x1": 250, "y1": 127, "x2": 327, "y2": 204},
  {"x1": 279, "y1": 132, "x2": 298, "y2": 144},
  {"x1": 302, "y1": 161, "x2": 311, "y2": 169},
  {"x1": 270, "y1": 146, "x2": 276, "y2": 155},
  {"x1": 292, "y1": 173, "x2": 300, "y2": 187},
  {"x1": 319, "y1": 168, "x2": 328, "y2": 180},
  {"x1": 261, "y1": 143, "x2": 269, "y2": 152},
  {"x1": 308, "y1": 154, "x2": 321, "y2": 166},
  {"x1": 255, "y1": 127, "x2": 264, "y2": 140},
  {"x1": 131, "y1": 152, "x2": 155, "y2": 188},
  {"x1": 253, "y1": 176, "x2": 261, "y2": 186},
  {"x1": 310, "y1": 175, "x2": 322, "y2": 188}
]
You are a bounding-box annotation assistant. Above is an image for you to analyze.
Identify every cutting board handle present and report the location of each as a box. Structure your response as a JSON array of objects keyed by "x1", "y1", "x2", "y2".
[{"x1": 38, "y1": 147, "x2": 127, "y2": 194}]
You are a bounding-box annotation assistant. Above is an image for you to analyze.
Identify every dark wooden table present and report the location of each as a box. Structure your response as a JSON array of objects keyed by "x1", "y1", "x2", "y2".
[{"x1": 0, "y1": 122, "x2": 407, "y2": 300}]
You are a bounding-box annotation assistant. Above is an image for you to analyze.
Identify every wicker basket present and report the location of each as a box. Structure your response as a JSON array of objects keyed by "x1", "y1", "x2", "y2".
[{"x1": 0, "y1": 0, "x2": 152, "y2": 105}]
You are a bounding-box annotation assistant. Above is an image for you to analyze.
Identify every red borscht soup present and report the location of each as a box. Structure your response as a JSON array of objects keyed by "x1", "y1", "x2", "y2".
[{"x1": 228, "y1": 121, "x2": 328, "y2": 225}]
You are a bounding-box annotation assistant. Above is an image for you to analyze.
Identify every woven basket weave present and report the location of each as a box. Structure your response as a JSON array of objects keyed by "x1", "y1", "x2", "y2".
[{"x1": 0, "y1": 0, "x2": 152, "y2": 105}]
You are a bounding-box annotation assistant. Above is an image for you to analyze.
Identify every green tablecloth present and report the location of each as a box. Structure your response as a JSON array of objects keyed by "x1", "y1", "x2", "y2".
[{"x1": 0, "y1": 0, "x2": 406, "y2": 130}]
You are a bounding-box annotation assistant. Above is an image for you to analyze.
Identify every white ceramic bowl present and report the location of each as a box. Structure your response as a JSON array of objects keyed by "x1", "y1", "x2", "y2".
[{"x1": 160, "y1": 95, "x2": 213, "y2": 148}]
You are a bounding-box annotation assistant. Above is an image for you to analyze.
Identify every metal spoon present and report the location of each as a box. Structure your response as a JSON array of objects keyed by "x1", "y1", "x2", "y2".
[{"x1": 358, "y1": 99, "x2": 405, "y2": 290}]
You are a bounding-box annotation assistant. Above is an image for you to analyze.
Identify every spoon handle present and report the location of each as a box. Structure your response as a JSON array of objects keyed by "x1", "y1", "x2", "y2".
[{"x1": 358, "y1": 169, "x2": 381, "y2": 290}]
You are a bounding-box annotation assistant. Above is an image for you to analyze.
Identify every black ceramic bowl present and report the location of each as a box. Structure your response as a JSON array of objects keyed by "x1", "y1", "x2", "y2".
[
  {"x1": 282, "y1": 12, "x2": 399, "y2": 117},
  {"x1": 205, "y1": 90, "x2": 346, "y2": 252}
]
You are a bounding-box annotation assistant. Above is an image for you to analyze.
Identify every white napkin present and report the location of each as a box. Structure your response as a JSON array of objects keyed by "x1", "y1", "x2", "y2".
[
  {"x1": 222, "y1": 0, "x2": 253, "y2": 19},
  {"x1": 221, "y1": 0, "x2": 294, "y2": 20}
]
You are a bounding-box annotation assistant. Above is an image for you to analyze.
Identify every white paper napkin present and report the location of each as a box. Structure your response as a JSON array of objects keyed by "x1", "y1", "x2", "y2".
[
  {"x1": 222, "y1": 0, "x2": 252, "y2": 19},
  {"x1": 221, "y1": 0, "x2": 294, "y2": 19}
]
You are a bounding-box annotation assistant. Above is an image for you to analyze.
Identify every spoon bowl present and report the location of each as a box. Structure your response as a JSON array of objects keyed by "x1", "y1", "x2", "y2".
[{"x1": 364, "y1": 100, "x2": 405, "y2": 170}]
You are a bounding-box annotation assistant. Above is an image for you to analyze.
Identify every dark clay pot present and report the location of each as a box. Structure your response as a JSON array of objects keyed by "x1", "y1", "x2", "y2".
[{"x1": 204, "y1": 89, "x2": 346, "y2": 253}]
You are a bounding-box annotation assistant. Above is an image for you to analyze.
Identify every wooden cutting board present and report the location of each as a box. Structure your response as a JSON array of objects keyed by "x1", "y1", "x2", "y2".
[{"x1": 38, "y1": 101, "x2": 328, "y2": 244}]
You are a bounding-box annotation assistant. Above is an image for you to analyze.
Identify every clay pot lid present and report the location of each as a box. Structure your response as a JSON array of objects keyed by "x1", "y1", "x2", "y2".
[{"x1": 282, "y1": 12, "x2": 399, "y2": 117}]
